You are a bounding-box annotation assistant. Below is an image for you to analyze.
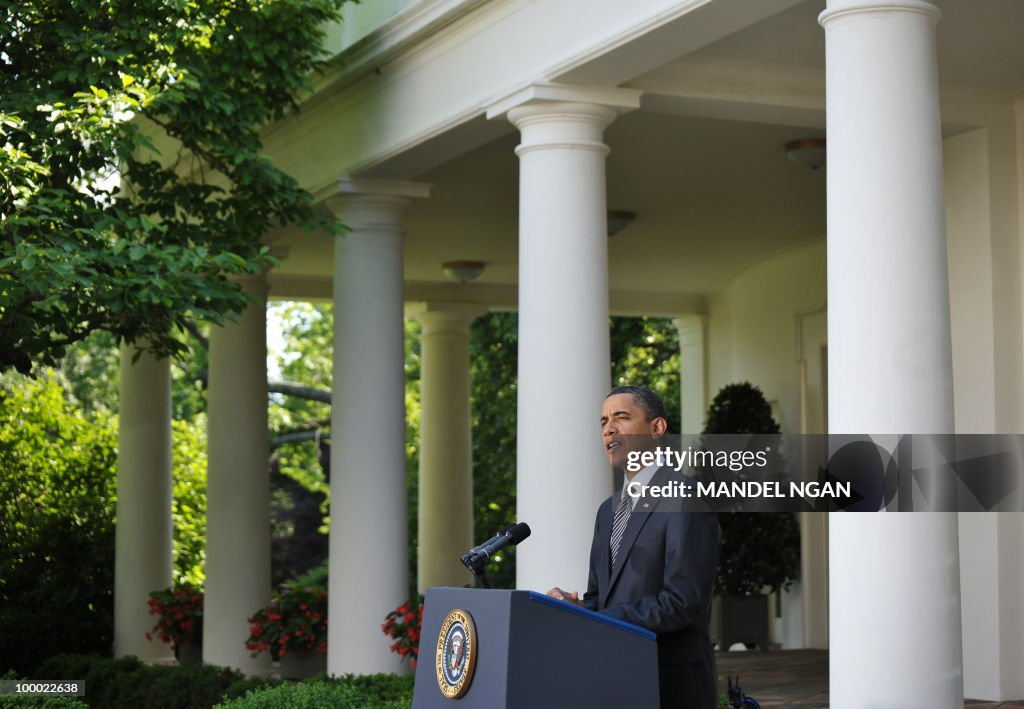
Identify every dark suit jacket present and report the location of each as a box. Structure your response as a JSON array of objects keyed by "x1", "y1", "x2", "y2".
[{"x1": 582, "y1": 466, "x2": 720, "y2": 708}]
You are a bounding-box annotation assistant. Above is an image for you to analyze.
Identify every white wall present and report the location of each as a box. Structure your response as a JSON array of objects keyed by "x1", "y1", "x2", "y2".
[
  {"x1": 944, "y1": 116, "x2": 1024, "y2": 701},
  {"x1": 942, "y1": 122, "x2": 1024, "y2": 436},
  {"x1": 707, "y1": 239, "x2": 827, "y2": 436}
]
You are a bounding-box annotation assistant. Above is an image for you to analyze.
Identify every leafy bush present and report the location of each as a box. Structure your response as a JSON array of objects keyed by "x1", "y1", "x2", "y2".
[
  {"x1": 214, "y1": 676, "x2": 414, "y2": 709},
  {"x1": 0, "y1": 371, "x2": 211, "y2": 675},
  {"x1": 0, "y1": 698, "x2": 89, "y2": 709},
  {"x1": 282, "y1": 561, "x2": 327, "y2": 591},
  {"x1": 171, "y1": 418, "x2": 208, "y2": 586},
  {"x1": 30, "y1": 655, "x2": 269, "y2": 709},
  {"x1": 0, "y1": 672, "x2": 89, "y2": 709},
  {"x1": 0, "y1": 375, "x2": 118, "y2": 674}
]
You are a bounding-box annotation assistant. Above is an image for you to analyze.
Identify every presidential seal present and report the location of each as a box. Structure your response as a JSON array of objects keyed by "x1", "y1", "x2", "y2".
[{"x1": 435, "y1": 608, "x2": 477, "y2": 699}]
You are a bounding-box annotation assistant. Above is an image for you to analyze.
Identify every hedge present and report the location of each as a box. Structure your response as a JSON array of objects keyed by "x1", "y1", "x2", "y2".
[
  {"x1": 29, "y1": 655, "x2": 267, "y2": 709},
  {"x1": 23, "y1": 656, "x2": 415, "y2": 709},
  {"x1": 213, "y1": 676, "x2": 414, "y2": 709}
]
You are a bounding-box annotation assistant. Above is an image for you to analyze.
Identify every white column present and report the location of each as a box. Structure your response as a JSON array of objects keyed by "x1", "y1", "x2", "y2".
[
  {"x1": 820, "y1": 2, "x2": 963, "y2": 707},
  {"x1": 409, "y1": 303, "x2": 484, "y2": 592},
  {"x1": 672, "y1": 315, "x2": 707, "y2": 434},
  {"x1": 326, "y1": 181, "x2": 427, "y2": 675},
  {"x1": 114, "y1": 343, "x2": 173, "y2": 660},
  {"x1": 205, "y1": 274, "x2": 271, "y2": 675},
  {"x1": 488, "y1": 84, "x2": 640, "y2": 592}
]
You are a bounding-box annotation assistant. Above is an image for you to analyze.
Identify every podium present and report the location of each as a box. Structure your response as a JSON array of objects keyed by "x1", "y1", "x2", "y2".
[{"x1": 412, "y1": 588, "x2": 659, "y2": 708}]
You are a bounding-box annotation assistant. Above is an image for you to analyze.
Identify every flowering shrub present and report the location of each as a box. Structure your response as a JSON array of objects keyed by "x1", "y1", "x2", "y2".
[
  {"x1": 382, "y1": 595, "x2": 424, "y2": 668},
  {"x1": 245, "y1": 585, "x2": 327, "y2": 658},
  {"x1": 146, "y1": 583, "x2": 203, "y2": 648}
]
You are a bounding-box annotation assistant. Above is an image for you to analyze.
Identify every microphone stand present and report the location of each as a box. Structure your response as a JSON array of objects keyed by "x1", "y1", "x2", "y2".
[
  {"x1": 467, "y1": 562, "x2": 492, "y2": 590},
  {"x1": 460, "y1": 554, "x2": 492, "y2": 589}
]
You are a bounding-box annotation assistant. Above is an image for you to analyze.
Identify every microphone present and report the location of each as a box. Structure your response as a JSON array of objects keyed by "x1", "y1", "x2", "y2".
[{"x1": 460, "y1": 522, "x2": 532, "y2": 571}]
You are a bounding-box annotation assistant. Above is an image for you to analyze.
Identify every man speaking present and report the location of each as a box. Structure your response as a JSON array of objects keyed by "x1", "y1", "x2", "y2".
[{"x1": 548, "y1": 385, "x2": 721, "y2": 709}]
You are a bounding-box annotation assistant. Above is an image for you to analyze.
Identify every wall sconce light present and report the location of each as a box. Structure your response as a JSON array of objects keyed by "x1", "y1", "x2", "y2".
[
  {"x1": 785, "y1": 138, "x2": 827, "y2": 171},
  {"x1": 442, "y1": 260, "x2": 486, "y2": 282}
]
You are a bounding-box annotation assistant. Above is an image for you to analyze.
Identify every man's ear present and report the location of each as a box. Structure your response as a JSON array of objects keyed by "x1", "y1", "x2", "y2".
[{"x1": 651, "y1": 417, "x2": 668, "y2": 438}]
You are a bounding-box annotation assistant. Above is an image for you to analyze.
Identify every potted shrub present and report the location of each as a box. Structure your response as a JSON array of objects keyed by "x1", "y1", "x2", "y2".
[
  {"x1": 146, "y1": 583, "x2": 203, "y2": 665},
  {"x1": 245, "y1": 584, "x2": 327, "y2": 679},
  {"x1": 381, "y1": 595, "x2": 424, "y2": 669},
  {"x1": 704, "y1": 382, "x2": 800, "y2": 650}
]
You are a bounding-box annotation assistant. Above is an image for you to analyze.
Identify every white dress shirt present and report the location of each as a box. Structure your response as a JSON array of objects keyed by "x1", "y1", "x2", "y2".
[{"x1": 621, "y1": 461, "x2": 660, "y2": 510}]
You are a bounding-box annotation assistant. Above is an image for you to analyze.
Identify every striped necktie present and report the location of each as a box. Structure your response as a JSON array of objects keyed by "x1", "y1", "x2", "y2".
[{"x1": 610, "y1": 490, "x2": 632, "y2": 567}]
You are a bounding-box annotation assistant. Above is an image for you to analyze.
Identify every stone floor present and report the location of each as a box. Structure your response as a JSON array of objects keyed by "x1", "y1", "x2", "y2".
[{"x1": 714, "y1": 650, "x2": 1024, "y2": 708}]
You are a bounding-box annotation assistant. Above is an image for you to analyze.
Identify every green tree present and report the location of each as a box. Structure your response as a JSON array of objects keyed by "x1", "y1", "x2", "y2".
[
  {"x1": 468, "y1": 312, "x2": 518, "y2": 588},
  {"x1": 703, "y1": 381, "x2": 800, "y2": 596},
  {"x1": 0, "y1": 0, "x2": 348, "y2": 374},
  {"x1": 263, "y1": 303, "x2": 423, "y2": 594},
  {"x1": 610, "y1": 317, "x2": 681, "y2": 432},
  {"x1": 171, "y1": 417, "x2": 208, "y2": 586},
  {"x1": 0, "y1": 371, "x2": 212, "y2": 672},
  {"x1": 0, "y1": 373, "x2": 117, "y2": 673}
]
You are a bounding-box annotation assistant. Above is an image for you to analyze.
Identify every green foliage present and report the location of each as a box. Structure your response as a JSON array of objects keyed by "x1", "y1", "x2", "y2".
[
  {"x1": 704, "y1": 382, "x2": 780, "y2": 436},
  {"x1": 172, "y1": 417, "x2": 208, "y2": 586},
  {"x1": 214, "y1": 676, "x2": 414, "y2": 709},
  {"x1": 0, "y1": 373, "x2": 211, "y2": 673},
  {"x1": 0, "y1": 697, "x2": 89, "y2": 709},
  {"x1": 30, "y1": 654, "x2": 269, "y2": 709},
  {"x1": 0, "y1": 0, "x2": 349, "y2": 373},
  {"x1": 283, "y1": 560, "x2": 328, "y2": 591},
  {"x1": 0, "y1": 673, "x2": 89, "y2": 708},
  {"x1": 702, "y1": 382, "x2": 800, "y2": 596},
  {"x1": 0, "y1": 373, "x2": 118, "y2": 674},
  {"x1": 267, "y1": 302, "x2": 331, "y2": 585},
  {"x1": 468, "y1": 312, "x2": 518, "y2": 588},
  {"x1": 404, "y1": 317, "x2": 421, "y2": 596},
  {"x1": 57, "y1": 331, "x2": 121, "y2": 415},
  {"x1": 610, "y1": 317, "x2": 681, "y2": 433}
]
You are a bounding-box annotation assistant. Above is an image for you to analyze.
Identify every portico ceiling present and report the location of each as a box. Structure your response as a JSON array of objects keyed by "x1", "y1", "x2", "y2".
[{"x1": 268, "y1": 0, "x2": 1022, "y2": 313}]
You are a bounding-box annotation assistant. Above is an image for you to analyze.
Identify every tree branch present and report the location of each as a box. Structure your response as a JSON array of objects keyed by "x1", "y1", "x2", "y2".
[
  {"x1": 181, "y1": 319, "x2": 209, "y2": 350},
  {"x1": 269, "y1": 380, "x2": 330, "y2": 404},
  {"x1": 271, "y1": 427, "x2": 330, "y2": 450}
]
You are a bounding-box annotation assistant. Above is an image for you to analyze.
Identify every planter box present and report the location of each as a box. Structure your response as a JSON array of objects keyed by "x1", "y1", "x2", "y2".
[
  {"x1": 716, "y1": 594, "x2": 770, "y2": 651},
  {"x1": 174, "y1": 640, "x2": 203, "y2": 666},
  {"x1": 279, "y1": 652, "x2": 327, "y2": 680}
]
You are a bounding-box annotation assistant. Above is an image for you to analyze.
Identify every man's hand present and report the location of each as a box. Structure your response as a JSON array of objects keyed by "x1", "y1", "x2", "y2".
[{"x1": 547, "y1": 587, "x2": 583, "y2": 606}]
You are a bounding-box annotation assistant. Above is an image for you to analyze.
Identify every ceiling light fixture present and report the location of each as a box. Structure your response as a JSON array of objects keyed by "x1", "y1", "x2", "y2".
[
  {"x1": 785, "y1": 138, "x2": 827, "y2": 171},
  {"x1": 607, "y1": 210, "x2": 636, "y2": 237},
  {"x1": 442, "y1": 260, "x2": 486, "y2": 283}
]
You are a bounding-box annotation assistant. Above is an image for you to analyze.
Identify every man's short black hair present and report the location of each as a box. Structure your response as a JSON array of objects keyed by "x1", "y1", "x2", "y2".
[{"x1": 607, "y1": 385, "x2": 668, "y2": 422}]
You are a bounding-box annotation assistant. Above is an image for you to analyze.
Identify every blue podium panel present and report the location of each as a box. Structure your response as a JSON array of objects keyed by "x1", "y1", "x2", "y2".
[{"x1": 413, "y1": 588, "x2": 659, "y2": 709}]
